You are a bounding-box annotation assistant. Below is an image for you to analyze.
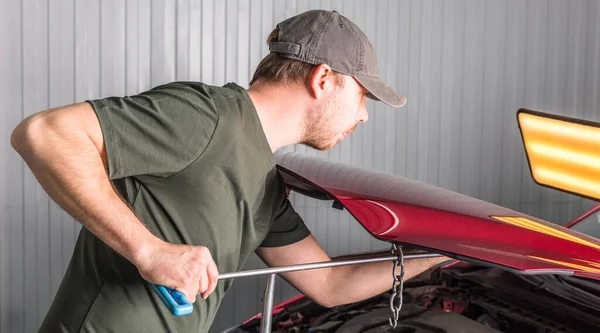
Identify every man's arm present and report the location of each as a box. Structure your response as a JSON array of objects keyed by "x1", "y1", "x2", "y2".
[
  {"x1": 10, "y1": 102, "x2": 218, "y2": 302},
  {"x1": 256, "y1": 235, "x2": 449, "y2": 308}
]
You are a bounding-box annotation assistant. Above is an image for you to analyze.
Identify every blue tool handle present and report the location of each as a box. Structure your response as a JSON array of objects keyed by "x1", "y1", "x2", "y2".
[{"x1": 149, "y1": 283, "x2": 194, "y2": 316}]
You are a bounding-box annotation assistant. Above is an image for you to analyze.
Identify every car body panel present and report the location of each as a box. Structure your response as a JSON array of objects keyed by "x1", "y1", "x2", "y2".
[
  {"x1": 275, "y1": 151, "x2": 600, "y2": 280},
  {"x1": 241, "y1": 295, "x2": 306, "y2": 325}
]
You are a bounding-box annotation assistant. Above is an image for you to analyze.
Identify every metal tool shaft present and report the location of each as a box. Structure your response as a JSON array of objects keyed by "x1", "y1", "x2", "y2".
[
  {"x1": 153, "y1": 252, "x2": 443, "y2": 319},
  {"x1": 259, "y1": 274, "x2": 277, "y2": 333},
  {"x1": 218, "y1": 253, "x2": 442, "y2": 280}
]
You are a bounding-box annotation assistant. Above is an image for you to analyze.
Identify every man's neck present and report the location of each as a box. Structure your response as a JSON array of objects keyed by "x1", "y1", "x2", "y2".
[{"x1": 247, "y1": 82, "x2": 308, "y2": 152}]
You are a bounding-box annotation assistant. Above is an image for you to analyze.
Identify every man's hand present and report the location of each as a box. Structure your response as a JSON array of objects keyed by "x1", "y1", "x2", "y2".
[{"x1": 135, "y1": 242, "x2": 219, "y2": 303}]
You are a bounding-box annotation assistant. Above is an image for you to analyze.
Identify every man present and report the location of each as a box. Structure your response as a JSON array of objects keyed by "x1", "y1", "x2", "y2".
[{"x1": 11, "y1": 9, "x2": 447, "y2": 333}]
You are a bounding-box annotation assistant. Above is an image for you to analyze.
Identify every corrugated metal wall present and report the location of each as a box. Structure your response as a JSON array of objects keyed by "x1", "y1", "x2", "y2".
[{"x1": 1, "y1": 0, "x2": 599, "y2": 332}]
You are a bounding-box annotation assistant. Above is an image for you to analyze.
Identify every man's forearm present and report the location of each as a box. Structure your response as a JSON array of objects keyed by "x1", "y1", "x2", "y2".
[{"x1": 324, "y1": 252, "x2": 449, "y2": 307}]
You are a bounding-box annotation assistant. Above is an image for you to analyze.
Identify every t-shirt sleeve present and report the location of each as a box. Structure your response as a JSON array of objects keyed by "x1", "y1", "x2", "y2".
[
  {"x1": 87, "y1": 82, "x2": 218, "y2": 179},
  {"x1": 259, "y1": 197, "x2": 312, "y2": 248}
]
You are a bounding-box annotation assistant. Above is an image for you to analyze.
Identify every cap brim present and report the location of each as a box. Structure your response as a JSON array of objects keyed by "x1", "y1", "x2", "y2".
[{"x1": 354, "y1": 75, "x2": 407, "y2": 108}]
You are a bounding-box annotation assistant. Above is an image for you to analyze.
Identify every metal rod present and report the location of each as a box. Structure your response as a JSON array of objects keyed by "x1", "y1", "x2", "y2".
[
  {"x1": 218, "y1": 253, "x2": 441, "y2": 280},
  {"x1": 259, "y1": 274, "x2": 277, "y2": 333}
]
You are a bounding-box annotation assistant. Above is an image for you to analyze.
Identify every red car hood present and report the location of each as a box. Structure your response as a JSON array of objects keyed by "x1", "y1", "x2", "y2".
[{"x1": 275, "y1": 152, "x2": 600, "y2": 281}]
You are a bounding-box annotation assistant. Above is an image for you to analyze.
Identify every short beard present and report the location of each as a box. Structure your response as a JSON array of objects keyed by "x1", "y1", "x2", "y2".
[{"x1": 300, "y1": 93, "x2": 338, "y2": 151}]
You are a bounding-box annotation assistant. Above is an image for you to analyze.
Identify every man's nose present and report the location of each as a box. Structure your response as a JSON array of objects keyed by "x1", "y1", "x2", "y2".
[{"x1": 358, "y1": 99, "x2": 368, "y2": 123}]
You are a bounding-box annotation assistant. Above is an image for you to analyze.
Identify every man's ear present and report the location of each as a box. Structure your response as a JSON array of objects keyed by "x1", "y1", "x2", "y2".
[{"x1": 307, "y1": 64, "x2": 333, "y2": 100}]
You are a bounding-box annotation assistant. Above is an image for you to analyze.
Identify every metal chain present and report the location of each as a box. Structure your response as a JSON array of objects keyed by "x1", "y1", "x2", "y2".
[{"x1": 388, "y1": 244, "x2": 405, "y2": 329}]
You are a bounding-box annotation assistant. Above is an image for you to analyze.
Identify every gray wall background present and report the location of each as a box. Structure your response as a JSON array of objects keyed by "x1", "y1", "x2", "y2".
[{"x1": 1, "y1": 0, "x2": 599, "y2": 332}]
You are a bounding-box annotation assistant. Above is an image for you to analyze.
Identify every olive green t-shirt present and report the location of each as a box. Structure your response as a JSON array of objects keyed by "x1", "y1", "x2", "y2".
[{"x1": 38, "y1": 82, "x2": 311, "y2": 333}]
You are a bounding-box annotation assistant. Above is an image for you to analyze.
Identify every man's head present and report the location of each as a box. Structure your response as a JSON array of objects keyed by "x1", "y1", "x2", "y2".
[{"x1": 250, "y1": 10, "x2": 405, "y2": 151}]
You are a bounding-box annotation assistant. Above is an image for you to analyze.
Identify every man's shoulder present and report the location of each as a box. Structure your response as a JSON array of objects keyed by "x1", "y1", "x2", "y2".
[
  {"x1": 137, "y1": 81, "x2": 252, "y2": 123},
  {"x1": 150, "y1": 81, "x2": 248, "y2": 102}
]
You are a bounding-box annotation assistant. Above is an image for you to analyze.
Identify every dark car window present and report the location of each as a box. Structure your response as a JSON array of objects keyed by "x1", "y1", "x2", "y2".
[{"x1": 571, "y1": 212, "x2": 600, "y2": 239}]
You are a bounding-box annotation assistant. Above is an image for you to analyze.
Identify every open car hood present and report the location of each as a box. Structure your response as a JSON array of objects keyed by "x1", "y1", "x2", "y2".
[{"x1": 275, "y1": 151, "x2": 600, "y2": 281}]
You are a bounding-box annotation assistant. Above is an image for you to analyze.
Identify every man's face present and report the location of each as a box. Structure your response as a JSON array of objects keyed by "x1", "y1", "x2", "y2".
[{"x1": 302, "y1": 76, "x2": 369, "y2": 151}]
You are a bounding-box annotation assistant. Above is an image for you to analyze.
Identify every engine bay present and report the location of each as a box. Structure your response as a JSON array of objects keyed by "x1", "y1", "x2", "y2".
[{"x1": 227, "y1": 264, "x2": 600, "y2": 333}]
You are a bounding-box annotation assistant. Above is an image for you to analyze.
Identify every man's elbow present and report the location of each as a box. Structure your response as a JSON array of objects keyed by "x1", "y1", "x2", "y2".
[
  {"x1": 311, "y1": 291, "x2": 346, "y2": 309},
  {"x1": 11, "y1": 111, "x2": 51, "y2": 157},
  {"x1": 311, "y1": 296, "x2": 337, "y2": 309}
]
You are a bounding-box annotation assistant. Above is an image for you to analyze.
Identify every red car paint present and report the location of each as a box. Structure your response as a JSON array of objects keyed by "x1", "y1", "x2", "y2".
[
  {"x1": 242, "y1": 294, "x2": 306, "y2": 325},
  {"x1": 275, "y1": 151, "x2": 600, "y2": 281}
]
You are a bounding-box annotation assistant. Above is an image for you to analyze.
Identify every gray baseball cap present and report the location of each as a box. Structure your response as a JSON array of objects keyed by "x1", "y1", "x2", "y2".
[{"x1": 268, "y1": 9, "x2": 407, "y2": 108}]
